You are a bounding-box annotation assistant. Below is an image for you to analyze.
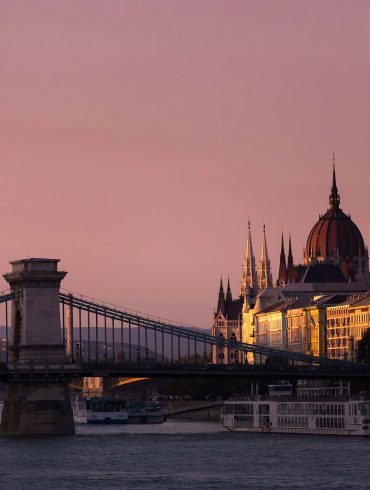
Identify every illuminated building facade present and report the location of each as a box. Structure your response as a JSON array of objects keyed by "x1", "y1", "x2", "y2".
[
  {"x1": 327, "y1": 293, "x2": 370, "y2": 361},
  {"x1": 212, "y1": 162, "x2": 370, "y2": 363}
]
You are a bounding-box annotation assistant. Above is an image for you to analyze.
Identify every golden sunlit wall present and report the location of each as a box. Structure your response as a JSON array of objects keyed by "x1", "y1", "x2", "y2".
[
  {"x1": 242, "y1": 306, "x2": 255, "y2": 364},
  {"x1": 327, "y1": 301, "x2": 370, "y2": 360}
]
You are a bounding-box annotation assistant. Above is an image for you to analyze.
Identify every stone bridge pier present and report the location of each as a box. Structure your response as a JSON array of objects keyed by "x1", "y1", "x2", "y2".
[{"x1": 0, "y1": 258, "x2": 75, "y2": 435}]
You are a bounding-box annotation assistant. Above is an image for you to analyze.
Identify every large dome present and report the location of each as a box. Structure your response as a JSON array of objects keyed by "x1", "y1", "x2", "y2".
[
  {"x1": 305, "y1": 207, "x2": 366, "y2": 260},
  {"x1": 304, "y1": 165, "x2": 366, "y2": 262}
]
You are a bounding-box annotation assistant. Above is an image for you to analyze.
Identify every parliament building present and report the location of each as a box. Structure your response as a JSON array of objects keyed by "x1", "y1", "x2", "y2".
[{"x1": 212, "y1": 163, "x2": 370, "y2": 363}]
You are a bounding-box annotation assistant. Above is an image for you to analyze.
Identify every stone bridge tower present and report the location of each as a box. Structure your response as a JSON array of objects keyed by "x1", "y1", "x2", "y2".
[{"x1": 0, "y1": 258, "x2": 74, "y2": 435}]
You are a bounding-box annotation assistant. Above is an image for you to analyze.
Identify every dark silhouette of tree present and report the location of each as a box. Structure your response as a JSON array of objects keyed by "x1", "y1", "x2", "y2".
[{"x1": 356, "y1": 328, "x2": 370, "y2": 363}]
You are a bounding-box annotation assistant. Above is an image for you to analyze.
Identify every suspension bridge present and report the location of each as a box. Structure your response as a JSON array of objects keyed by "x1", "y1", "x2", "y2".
[{"x1": 0, "y1": 257, "x2": 369, "y2": 435}]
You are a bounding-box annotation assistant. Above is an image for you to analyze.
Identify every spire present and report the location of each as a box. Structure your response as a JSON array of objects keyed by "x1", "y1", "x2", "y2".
[
  {"x1": 280, "y1": 231, "x2": 285, "y2": 256},
  {"x1": 240, "y1": 220, "x2": 257, "y2": 296},
  {"x1": 257, "y1": 224, "x2": 273, "y2": 290},
  {"x1": 287, "y1": 234, "x2": 294, "y2": 269},
  {"x1": 226, "y1": 277, "x2": 232, "y2": 302},
  {"x1": 286, "y1": 234, "x2": 295, "y2": 282},
  {"x1": 329, "y1": 153, "x2": 340, "y2": 209},
  {"x1": 277, "y1": 231, "x2": 287, "y2": 286},
  {"x1": 217, "y1": 277, "x2": 226, "y2": 314}
]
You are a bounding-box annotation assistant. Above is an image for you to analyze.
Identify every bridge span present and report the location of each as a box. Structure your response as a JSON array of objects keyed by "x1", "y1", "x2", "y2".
[
  {"x1": 0, "y1": 257, "x2": 369, "y2": 435},
  {"x1": 3, "y1": 361, "x2": 370, "y2": 382}
]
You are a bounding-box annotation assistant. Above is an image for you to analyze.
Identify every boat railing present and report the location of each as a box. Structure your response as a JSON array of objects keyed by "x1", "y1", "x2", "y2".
[{"x1": 227, "y1": 394, "x2": 370, "y2": 403}]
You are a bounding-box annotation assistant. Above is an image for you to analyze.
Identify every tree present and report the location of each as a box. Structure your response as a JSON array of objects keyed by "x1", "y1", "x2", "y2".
[{"x1": 356, "y1": 328, "x2": 370, "y2": 363}]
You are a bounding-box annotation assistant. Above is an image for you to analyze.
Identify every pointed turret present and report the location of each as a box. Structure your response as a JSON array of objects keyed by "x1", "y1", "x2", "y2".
[
  {"x1": 286, "y1": 234, "x2": 295, "y2": 282},
  {"x1": 240, "y1": 220, "x2": 257, "y2": 296},
  {"x1": 217, "y1": 277, "x2": 226, "y2": 314},
  {"x1": 277, "y1": 232, "x2": 287, "y2": 286},
  {"x1": 329, "y1": 153, "x2": 340, "y2": 209},
  {"x1": 287, "y1": 234, "x2": 294, "y2": 270},
  {"x1": 257, "y1": 224, "x2": 273, "y2": 290},
  {"x1": 226, "y1": 277, "x2": 232, "y2": 302}
]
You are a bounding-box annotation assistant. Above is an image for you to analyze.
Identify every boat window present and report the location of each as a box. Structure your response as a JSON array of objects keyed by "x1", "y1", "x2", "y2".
[
  {"x1": 234, "y1": 404, "x2": 247, "y2": 415},
  {"x1": 258, "y1": 404, "x2": 269, "y2": 415},
  {"x1": 224, "y1": 404, "x2": 234, "y2": 414}
]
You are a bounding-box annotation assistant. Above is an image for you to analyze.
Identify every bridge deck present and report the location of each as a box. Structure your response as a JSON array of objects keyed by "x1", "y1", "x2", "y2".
[{"x1": 2, "y1": 362, "x2": 370, "y2": 380}]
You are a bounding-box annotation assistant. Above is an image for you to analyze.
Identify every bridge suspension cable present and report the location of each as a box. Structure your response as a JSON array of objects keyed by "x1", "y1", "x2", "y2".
[{"x1": 59, "y1": 291, "x2": 349, "y2": 367}]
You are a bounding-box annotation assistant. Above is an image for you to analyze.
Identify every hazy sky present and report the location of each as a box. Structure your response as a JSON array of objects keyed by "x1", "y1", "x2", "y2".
[{"x1": 1, "y1": 1, "x2": 370, "y2": 327}]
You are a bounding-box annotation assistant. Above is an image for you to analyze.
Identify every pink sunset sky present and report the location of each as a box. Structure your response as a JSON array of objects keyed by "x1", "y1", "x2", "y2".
[{"x1": 1, "y1": 0, "x2": 370, "y2": 327}]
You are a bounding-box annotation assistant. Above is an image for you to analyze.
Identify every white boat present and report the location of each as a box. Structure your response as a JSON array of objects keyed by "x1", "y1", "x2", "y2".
[
  {"x1": 72, "y1": 397, "x2": 128, "y2": 424},
  {"x1": 221, "y1": 383, "x2": 370, "y2": 436}
]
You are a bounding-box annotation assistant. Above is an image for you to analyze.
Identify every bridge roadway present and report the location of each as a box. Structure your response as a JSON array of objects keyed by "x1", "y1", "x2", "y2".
[{"x1": 2, "y1": 361, "x2": 370, "y2": 381}]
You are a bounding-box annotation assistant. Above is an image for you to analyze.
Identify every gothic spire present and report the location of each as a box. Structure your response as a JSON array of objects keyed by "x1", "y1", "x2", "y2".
[
  {"x1": 257, "y1": 224, "x2": 273, "y2": 290},
  {"x1": 217, "y1": 277, "x2": 226, "y2": 314},
  {"x1": 280, "y1": 231, "x2": 285, "y2": 256},
  {"x1": 226, "y1": 277, "x2": 232, "y2": 302},
  {"x1": 287, "y1": 234, "x2": 294, "y2": 269},
  {"x1": 329, "y1": 153, "x2": 340, "y2": 209},
  {"x1": 277, "y1": 231, "x2": 287, "y2": 286},
  {"x1": 240, "y1": 220, "x2": 257, "y2": 296}
]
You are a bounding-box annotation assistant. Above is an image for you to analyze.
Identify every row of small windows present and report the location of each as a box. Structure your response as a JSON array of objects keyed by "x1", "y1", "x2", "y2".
[
  {"x1": 277, "y1": 417, "x2": 308, "y2": 428},
  {"x1": 316, "y1": 417, "x2": 345, "y2": 429},
  {"x1": 327, "y1": 328, "x2": 348, "y2": 338},
  {"x1": 224, "y1": 404, "x2": 254, "y2": 415},
  {"x1": 277, "y1": 403, "x2": 344, "y2": 416},
  {"x1": 328, "y1": 314, "x2": 370, "y2": 325},
  {"x1": 328, "y1": 308, "x2": 349, "y2": 316},
  {"x1": 328, "y1": 319, "x2": 350, "y2": 327},
  {"x1": 328, "y1": 338, "x2": 348, "y2": 348},
  {"x1": 327, "y1": 327, "x2": 367, "y2": 341},
  {"x1": 348, "y1": 403, "x2": 370, "y2": 416},
  {"x1": 353, "y1": 313, "x2": 370, "y2": 324},
  {"x1": 215, "y1": 321, "x2": 241, "y2": 327},
  {"x1": 328, "y1": 349, "x2": 351, "y2": 359}
]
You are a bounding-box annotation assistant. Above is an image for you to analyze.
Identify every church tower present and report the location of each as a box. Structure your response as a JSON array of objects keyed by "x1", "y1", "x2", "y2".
[
  {"x1": 240, "y1": 220, "x2": 257, "y2": 296},
  {"x1": 257, "y1": 225, "x2": 273, "y2": 290},
  {"x1": 212, "y1": 277, "x2": 243, "y2": 364}
]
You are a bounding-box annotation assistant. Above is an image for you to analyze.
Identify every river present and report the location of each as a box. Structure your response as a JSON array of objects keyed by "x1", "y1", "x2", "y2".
[{"x1": 0, "y1": 421, "x2": 369, "y2": 489}]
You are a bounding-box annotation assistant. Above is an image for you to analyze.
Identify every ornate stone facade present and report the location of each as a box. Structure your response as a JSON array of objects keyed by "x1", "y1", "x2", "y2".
[{"x1": 212, "y1": 162, "x2": 370, "y2": 363}]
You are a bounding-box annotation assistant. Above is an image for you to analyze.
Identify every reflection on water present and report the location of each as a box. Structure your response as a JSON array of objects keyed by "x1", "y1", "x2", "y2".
[
  {"x1": 0, "y1": 421, "x2": 369, "y2": 489},
  {"x1": 75, "y1": 420, "x2": 224, "y2": 435}
]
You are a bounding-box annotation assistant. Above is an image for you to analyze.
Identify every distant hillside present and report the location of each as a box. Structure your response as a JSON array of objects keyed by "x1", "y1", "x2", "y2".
[{"x1": 0, "y1": 325, "x2": 211, "y2": 359}]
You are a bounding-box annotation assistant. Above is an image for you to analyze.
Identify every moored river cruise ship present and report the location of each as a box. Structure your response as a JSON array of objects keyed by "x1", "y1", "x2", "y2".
[{"x1": 221, "y1": 383, "x2": 370, "y2": 436}]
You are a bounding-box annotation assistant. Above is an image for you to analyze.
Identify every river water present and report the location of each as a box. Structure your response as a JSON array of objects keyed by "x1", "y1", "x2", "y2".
[{"x1": 0, "y1": 422, "x2": 369, "y2": 489}]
